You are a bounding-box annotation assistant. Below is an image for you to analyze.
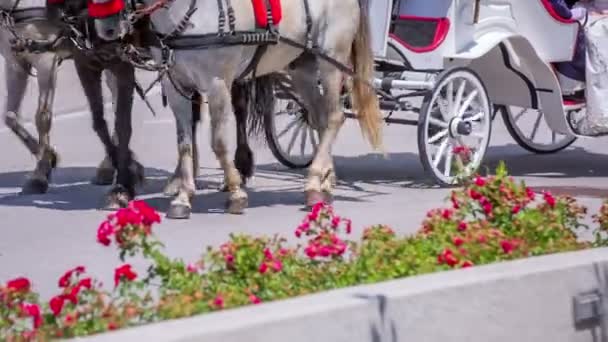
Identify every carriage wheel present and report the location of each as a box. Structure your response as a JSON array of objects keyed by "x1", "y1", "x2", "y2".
[
  {"x1": 418, "y1": 67, "x2": 492, "y2": 186},
  {"x1": 264, "y1": 81, "x2": 321, "y2": 169},
  {"x1": 500, "y1": 105, "x2": 577, "y2": 153}
]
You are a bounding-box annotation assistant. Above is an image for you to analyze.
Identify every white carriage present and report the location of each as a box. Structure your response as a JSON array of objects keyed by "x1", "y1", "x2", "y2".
[{"x1": 264, "y1": 0, "x2": 587, "y2": 185}]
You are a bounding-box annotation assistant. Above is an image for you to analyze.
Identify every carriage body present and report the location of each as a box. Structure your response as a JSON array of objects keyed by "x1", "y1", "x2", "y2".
[{"x1": 267, "y1": 0, "x2": 588, "y2": 186}]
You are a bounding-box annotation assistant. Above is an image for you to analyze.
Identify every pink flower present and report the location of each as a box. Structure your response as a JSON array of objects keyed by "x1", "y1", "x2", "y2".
[
  {"x1": 331, "y1": 216, "x2": 341, "y2": 228},
  {"x1": 295, "y1": 229, "x2": 302, "y2": 238},
  {"x1": 442, "y1": 209, "x2": 453, "y2": 220},
  {"x1": 263, "y1": 248, "x2": 274, "y2": 261},
  {"x1": 304, "y1": 245, "x2": 317, "y2": 259},
  {"x1": 187, "y1": 263, "x2": 198, "y2": 273},
  {"x1": 224, "y1": 254, "x2": 235, "y2": 266},
  {"x1": 526, "y1": 187, "x2": 536, "y2": 200},
  {"x1": 477, "y1": 235, "x2": 487, "y2": 244},
  {"x1": 6, "y1": 277, "x2": 31, "y2": 293},
  {"x1": 512, "y1": 205, "x2": 521, "y2": 214},
  {"x1": 272, "y1": 260, "x2": 283, "y2": 272},
  {"x1": 475, "y1": 176, "x2": 486, "y2": 187},
  {"x1": 259, "y1": 262, "x2": 268, "y2": 274},
  {"x1": 457, "y1": 221, "x2": 467, "y2": 232},
  {"x1": 483, "y1": 203, "x2": 493, "y2": 215},
  {"x1": 438, "y1": 249, "x2": 459, "y2": 267},
  {"x1": 249, "y1": 294, "x2": 261, "y2": 304},
  {"x1": 213, "y1": 295, "x2": 224, "y2": 309}
]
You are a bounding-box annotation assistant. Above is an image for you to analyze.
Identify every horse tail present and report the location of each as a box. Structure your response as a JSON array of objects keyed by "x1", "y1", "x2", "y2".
[
  {"x1": 350, "y1": 0, "x2": 384, "y2": 152},
  {"x1": 247, "y1": 74, "x2": 276, "y2": 139}
]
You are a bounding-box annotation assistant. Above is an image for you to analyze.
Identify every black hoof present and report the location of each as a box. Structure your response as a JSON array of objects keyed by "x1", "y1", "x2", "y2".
[
  {"x1": 21, "y1": 178, "x2": 49, "y2": 195},
  {"x1": 91, "y1": 168, "x2": 115, "y2": 186},
  {"x1": 101, "y1": 186, "x2": 132, "y2": 211},
  {"x1": 226, "y1": 197, "x2": 248, "y2": 215},
  {"x1": 166, "y1": 204, "x2": 191, "y2": 219}
]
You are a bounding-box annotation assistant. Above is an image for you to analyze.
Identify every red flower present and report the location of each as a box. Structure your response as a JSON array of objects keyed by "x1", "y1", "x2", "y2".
[
  {"x1": 461, "y1": 261, "x2": 474, "y2": 268},
  {"x1": 457, "y1": 221, "x2": 468, "y2": 232},
  {"x1": 114, "y1": 264, "x2": 137, "y2": 287},
  {"x1": 483, "y1": 203, "x2": 493, "y2": 215},
  {"x1": 224, "y1": 253, "x2": 235, "y2": 266},
  {"x1": 129, "y1": 200, "x2": 161, "y2": 226},
  {"x1": 452, "y1": 236, "x2": 464, "y2": 247},
  {"x1": 543, "y1": 191, "x2": 556, "y2": 208},
  {"x1": 58, "y1": 266, "x2": 85, "y2": 288},
  {"x1": 526, "y1": 187, "x2": 536, "y2": 200},
  {"x1": 512, "y1": 205, "x2": 521, "y2": 214},
  {"x1": 438, "y1": 249, "x2": 458, "y2": 267},
  {"x1": 474, "y1": 176, "x2": 486, "y2": 187},
  {"x1": 187, "y1": 263, "x2": 198, "y2": 273},
  {"x1": 64, "y1": 313, "x2": 76, "y2": 326},
  {"x1": 442, "y1": 209, "x2": 453, "y2": 220},
  {"x1": 213, "y1": 295, "x2": 224, "y2": 309},
  {"x1": 49, "y1": 295, "x2": 65, "y2": 316},
  {"x1": 249, "y1": 294, "x2": 261, "y2": 304},
  {"x1": 319, "y1": 246, "x2": 331, "y2": 257},
  {"x1": 97, "y1": 221, "x2": 114, "y2": 246},
  {"x1": 107, "y1": 322, "x2": 118, "y2": 330},
  {"x1": 501, "y1": 240, "x2": 515, "y2": 254},
  {"x1": 21, "y1": 303, "x2": 41, "y2": 328},
  {"x1": 6, "y1": 277, "x2": 31, "y2": 293},
  {"x1": 477, "y1": 235, "x2": 487, "y2": 244},
  {"x1": 469, "y1": 189, "x2": 482, "y2": 200},
  {"x1": 258, "y1": 262, "x2": 268, "y2": 274}
]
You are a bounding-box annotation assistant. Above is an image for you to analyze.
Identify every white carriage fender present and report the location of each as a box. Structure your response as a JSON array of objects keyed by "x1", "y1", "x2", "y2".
[{"x1": 445, "y1": 32, "x2": 575, "y2": 136}]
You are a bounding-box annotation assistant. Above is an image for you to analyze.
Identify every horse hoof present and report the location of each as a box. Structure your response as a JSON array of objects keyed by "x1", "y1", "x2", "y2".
[
  {"x1": 101, "y1": 186, "x2": 132, "y2": 210},
  {"x1": 305, "y1": 190, "x2": 325, "y2": 208},
  {"x1": 21, "y1": 178, "x2": 49, "y2": 195},
  {"x1": 226, "y1": 197, "x2": 248, "y2": 215},
  {"x1": 47, "y1": 149, "x2": 60, "y2": 169},
  {"x1": 91, "y1": 168, "x2": 115, "y2": 186},
  {"x1": 167, "y1": 204, "x2": 191, "y2": 219},
  {"x1": 219, "y1": 183, "x2": 230, "y2": 192}
]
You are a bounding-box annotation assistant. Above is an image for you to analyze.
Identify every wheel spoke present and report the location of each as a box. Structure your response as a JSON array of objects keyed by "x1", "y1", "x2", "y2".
[
  {"x1": 286, "y1": 121, "x2": 304, "y2": 155},
  {"x1": 444, "y1": 149, "x2": 453, "y2": 177},
  {"x1": 429, "y1": 117, "x2": 448, "y2": 128},
  {"x1": 456, "y1": 90, "x2": 478, "y2": 118},
  {"x1": 428, "y1": 129, "x2": 448, "y2": 144},
  {"x1": 444, "y1": 80, "x2": 454, "y2": 122},
  {"x1": 464, "y1": 111, "x2": 484, "y2": 122},
  {"x1": 529, "y1": 111, "x2": 542, "y2": 141},
  {"x1": 433, "y1": 138, "x2": 449, "y2": 167},
  {"x1": 277, "y1": 118, "x2": 300, "y2": 139},
  {"x1": 452, "y1": 79, "x2": 466, "y2": 117},
  {"x1": 551, "y1": 131, "x2": 557, "y2": 143},
  {"x1": 300, "y1": 124, "x2": 308, "y2": 157},
  {"x1": 309, "y1": 128, "x2": 319, "y2": 152}
]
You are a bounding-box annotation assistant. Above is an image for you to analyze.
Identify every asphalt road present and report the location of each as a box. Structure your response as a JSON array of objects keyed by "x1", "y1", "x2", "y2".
[{"x1": 1, "y1": 60, "x2": 607, "y2": 300}]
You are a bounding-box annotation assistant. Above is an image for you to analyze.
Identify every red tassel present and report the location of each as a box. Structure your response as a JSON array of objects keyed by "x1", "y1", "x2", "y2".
[
  {"x1": 251, "y1": 0, "x2": 268, "y2": 27},
  {"x1": 87, "y1": 0, "x2": 125, "y2": 18}
]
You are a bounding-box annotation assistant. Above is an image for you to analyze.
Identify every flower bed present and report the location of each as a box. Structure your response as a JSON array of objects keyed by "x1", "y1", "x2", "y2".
[{"x1": 2, "y1": 162, "x2": 608, "y2": 341}]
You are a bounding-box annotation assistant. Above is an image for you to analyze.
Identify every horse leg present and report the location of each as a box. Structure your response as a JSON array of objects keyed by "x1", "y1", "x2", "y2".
[
  {"x1": 21, "y1": 54, "x2": 61, "y2": 194},
  {"x1": 2, "y1": 60, "x2": 42, "y2": 156},
  {"x1": 303, "y1": 63, "x2": 345, "y2": 207},
  {"x1": 107, "y1": 64, "x2": 142, "y2": 208},
  {"x1": 163, "y1": 94, "x2": 201, "y2": 197},
  {"x1": 163, "y1": 78, "x2": 197, "y2": 219},
  {"x1": 208, "y1": 78, "x2": 247, "y2": 214},
  {"x1": 73, "y1": 58, "x2": 124, "y2": 208},
  {"x1": 91, "y1": 70, "x2": 119, "y2": 185}
]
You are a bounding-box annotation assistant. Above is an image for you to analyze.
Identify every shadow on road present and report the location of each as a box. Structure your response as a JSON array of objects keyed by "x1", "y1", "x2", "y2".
[{"x1": 0, "y1": 143, "x2": 606, "y2": 212}]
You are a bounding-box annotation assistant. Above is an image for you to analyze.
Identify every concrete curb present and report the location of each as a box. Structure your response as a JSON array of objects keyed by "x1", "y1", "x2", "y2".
[{"x1": 74, "y1": 247, "x2": 608, "y2": 342}]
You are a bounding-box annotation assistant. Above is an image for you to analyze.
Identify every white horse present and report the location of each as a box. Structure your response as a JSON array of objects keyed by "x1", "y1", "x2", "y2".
[
  {"x1": 90, "y1": 0, "x2": 384, "y2": 219},
  {"x1": 0, "y1": 0, "x2": 119, "y2": 194}
]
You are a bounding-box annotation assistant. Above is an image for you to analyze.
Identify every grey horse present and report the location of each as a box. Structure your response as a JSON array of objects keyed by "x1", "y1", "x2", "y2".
[{"x1": 90, "y1": 0, "x2": 384, "y2": 219}]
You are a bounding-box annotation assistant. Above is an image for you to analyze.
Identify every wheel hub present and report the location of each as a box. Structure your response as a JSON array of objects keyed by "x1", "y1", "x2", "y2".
[{"x1": 448, "y1": 117, "x2": 472, "y2": 137}]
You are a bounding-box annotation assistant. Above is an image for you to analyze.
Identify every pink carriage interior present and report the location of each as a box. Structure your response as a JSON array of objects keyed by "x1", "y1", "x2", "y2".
[{"x1": 390, "y1": 0, "x2": 583, "y2": 102}]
